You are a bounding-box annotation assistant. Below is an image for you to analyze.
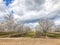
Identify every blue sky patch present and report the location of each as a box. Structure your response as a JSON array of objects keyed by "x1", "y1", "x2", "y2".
[{"x1": 3, "y1": 0, "x2": 14, "y2": 6}]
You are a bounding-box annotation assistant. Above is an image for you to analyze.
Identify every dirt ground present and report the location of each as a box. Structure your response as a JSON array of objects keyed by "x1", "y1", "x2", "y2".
[{"x1": 0, "y1": 38, "x2": 60, "y2": 45}]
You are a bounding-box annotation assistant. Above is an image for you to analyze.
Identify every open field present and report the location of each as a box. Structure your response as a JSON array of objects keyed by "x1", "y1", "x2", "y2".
[{"x1": 0, "y1": 38, "x2": 60, "y2": 45}]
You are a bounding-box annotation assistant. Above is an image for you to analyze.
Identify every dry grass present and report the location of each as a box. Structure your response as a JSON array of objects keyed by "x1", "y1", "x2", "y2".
[{"x1": 0, "y1": 38, "x2": 60, "y2": 45}]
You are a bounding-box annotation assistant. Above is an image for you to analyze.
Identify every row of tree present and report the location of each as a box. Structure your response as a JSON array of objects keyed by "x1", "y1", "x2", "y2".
[
  {"x1": 0, "y1": 14, "x2": 31, "y2": 33},
  {"x1": 0, "y1": 14, "x2": 60, "y2": 37}
]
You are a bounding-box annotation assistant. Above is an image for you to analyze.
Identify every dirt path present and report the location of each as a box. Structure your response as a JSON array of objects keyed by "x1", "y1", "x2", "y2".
[{"x1": 0, "y1": 38, "x2": 60, "y2": 45}]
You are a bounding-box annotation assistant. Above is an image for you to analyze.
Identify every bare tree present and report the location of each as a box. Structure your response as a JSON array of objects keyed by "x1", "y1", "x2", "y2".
[
  {"x1": 14, "y1": 24, "x2": 24, "y2": 33},
  {"x1": 23, "y1": 25, "x2": 31, "y2": 33},
  {"x1": 0, "y1": 13, "x2": 32, "y2": 34},
  {"x1": 0, "y1": 23, "x2": 4, "y2": 32},
  {"x1": 36, "y1": 18, "x2": 54, "y2": 38},
  {"x1": 55, "y1": 25, "x2": 60, "y2": 32},
  {"x1": 3, "y1": 13, "x2": 15, "y2": 32}
]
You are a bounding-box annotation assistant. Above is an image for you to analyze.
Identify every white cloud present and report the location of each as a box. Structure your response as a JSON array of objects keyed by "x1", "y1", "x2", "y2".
[
  {"x1": 24, "y1": 22, "x2": 39, "y2": 29},
  {"x1": 0, "y1": 0, "x2": 9, "y2": 18},
  {"x1": 54, "y1": 20, "x2": 60, "y2": 25},
  {"x1": 9, "y1": 0, "x2": 60, "y2": 22},
  {"x1": 7, "y1": 0, "x2": 60, "y2": 28},
  {"x1": 0, "y1": 0, "x2": 59, "y2": 28},
  {"x1": 44, "y1": 0, "x2": 60, "y2": 12}
]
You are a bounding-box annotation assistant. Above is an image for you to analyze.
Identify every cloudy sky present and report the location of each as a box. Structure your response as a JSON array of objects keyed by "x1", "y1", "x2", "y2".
[{"x1": 0, "y1": 0, "x2": 60, "y2": 28}]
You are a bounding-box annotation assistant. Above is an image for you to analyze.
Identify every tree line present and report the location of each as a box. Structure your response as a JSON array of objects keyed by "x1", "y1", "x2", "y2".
[{"x1": 0, "y1": 14, "x2": 60, "y2": 38}]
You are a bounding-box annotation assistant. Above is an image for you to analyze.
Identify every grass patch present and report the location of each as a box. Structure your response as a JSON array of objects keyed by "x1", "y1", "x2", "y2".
[
  {"x1": 47, "y1": 33, "x2": 60, "y2": 38},
  {"x1": 0, "y1": 32, "x2": 35, "y2": 38},
  {"x1": 0, "y1": 32, "x2": 60, "y2": 38}
]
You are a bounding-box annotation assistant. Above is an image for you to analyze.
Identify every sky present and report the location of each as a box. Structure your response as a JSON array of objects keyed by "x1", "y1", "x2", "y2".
[{"x1": 0, "y1": 0, "x2": 60, "y2": 28}]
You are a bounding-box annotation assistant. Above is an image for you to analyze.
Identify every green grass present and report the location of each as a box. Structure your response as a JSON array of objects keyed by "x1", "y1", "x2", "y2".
[
  {"x1": 47, "y1": 33, "x2": 60, "y2": 38},
  {"x1": 0, "y1": 32, "x2": 21, "y2": 38},
  {"x1": 0, "y1": 31, "x2": 35, "y2": 38},
  {"x1": 0, "y1": 32, "x2": 60, "y2": 38},
  {"x1": 36, "y1": 32, "x2": 60, "y2": 38},
  {"x1": 22, "y1": 32, "x2": 35, "y2": 38}
]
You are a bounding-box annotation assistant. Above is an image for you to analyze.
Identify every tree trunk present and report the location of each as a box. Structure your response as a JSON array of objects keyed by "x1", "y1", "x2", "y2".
[{"x1": 45, "y1": 33, "x2": 48, "y2": 39}]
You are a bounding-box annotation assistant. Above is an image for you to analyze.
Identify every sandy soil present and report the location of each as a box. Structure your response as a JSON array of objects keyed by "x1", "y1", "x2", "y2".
[{"x1": 0, "y1": 38, "x2": 60, "y2": 45}]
